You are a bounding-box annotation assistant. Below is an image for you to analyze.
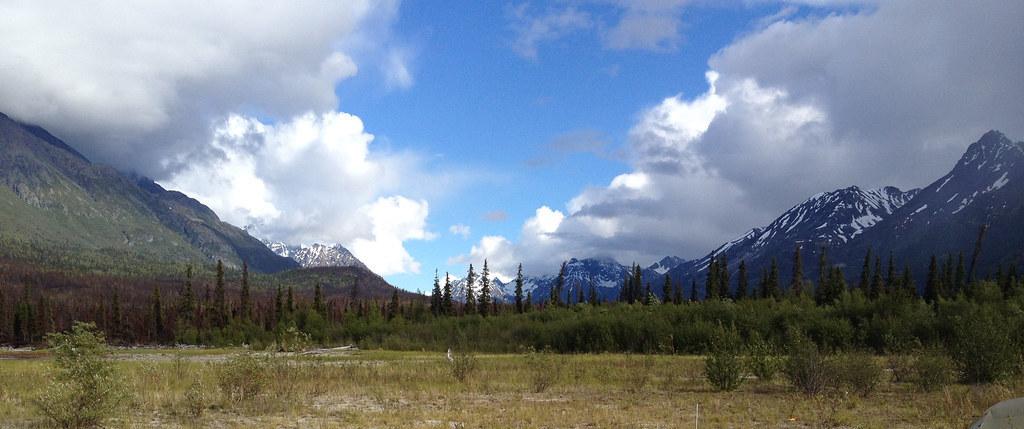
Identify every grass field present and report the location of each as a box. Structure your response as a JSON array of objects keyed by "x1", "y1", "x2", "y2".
[{"x1": 0, "y1": 348, "x2": 1017, "y2": 428}]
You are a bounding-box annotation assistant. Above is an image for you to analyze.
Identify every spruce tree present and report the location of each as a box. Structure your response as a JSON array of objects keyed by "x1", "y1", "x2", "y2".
[
  {"x1": 767, "y1": 258, "x2": 780, "y2": 299},
  {"x1": 706, "y1": 258, "x2": 720, "y2": 300},
  {"x1": 430, "y1": 271, "x2": 442, "y2": 316},
  {"x1": 690, "y1": 279, "x2": 698, "y2": 302},
  {"x1": 902, "y1": 265, "x2": 916, "y2": 298},
  {"x1": 831, "y1": 267, "x2": 847, "y2": 300},
  {"x1": 478, "y1": 260, "x2": 491, "y2": 316},
  {"x1": 180, "y1": 266, "x2": 195, "y2": 322},
  {"x1": 719, "y1": 255, "x2": 730, "y2": 299},
  {"x1": 673, "y1": 278, "x2": 683, "y2": 304},
  {"x1": 464, "y1": 264, "x2": 477, "y2": 315},
  {"x1": 388, "y1": 290, "x2": 400, "y2": 320},
  {"x1": 736, "y1": 260, "x2": 749, "y2": 300},
  {"x1": 662, "y1": 275, "x2": 672, "y2": 303},
  {"x1": 442, "y1": 273, "x2": 453, "y2": 315},
  {"x1": 214, "y1": 259, "x2": 226, "y2": 327},
  {"x1": 643, "y1": 283, "x2": 653, "y2": 305},
  {"x1": 790, "y1": 245, "x2": 804, "y2": 296},
  {"x1": 954, "y1": 253, "x2": 966, "y2": 296},
  {"x1": 632, "y1": 264, "x2": 643, "y2": 304},
  {"x1": 925, "y1": 255, "x2": 940, "y2": 303},
  {"x1": 314, "y1": 283, "x2": 325, "y2": 316},
  {"x1": 816, "y1": 247, "x2": 829, "y2": 304},
  {"x1": 287, "y1": 285, "x2": 295, "y2": 314},
  {"x1": 942, "y1": 255, "x2": 954, "y2": 298},
  {"x1": 151, "y1": 287, "x2": 163, "y2": 341},
  {"x1": 886, "y1": 252, "x2": 896, "y2": 293},
  {"x1": 553, "y1": 261, "x2": 567, "y2": 307},
  {"x1": 514, "y1": 264, "x2": 525, "y2": 313},
  {"x1": 274, "y1": 285, "x2": 284, "y2": 328},
  {"x1": 758, "y1": 270, "x2": 768, "y2": 299},
  {"x1": 239, "y1": 262, "x2": 251, "y2": 322},
  {"x1": 870, "y1": 257, "x2": 883, "y2": 299},
  {"x1": 859, "y1": 248, "x2": 872, "y2": 291}
]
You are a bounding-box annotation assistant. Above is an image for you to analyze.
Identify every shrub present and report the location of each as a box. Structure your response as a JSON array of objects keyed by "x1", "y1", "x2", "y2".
[
  {"x1": 785, "y1": 336, "x2": 831, "y2": 396},
  {"x1": 217, "y1": 352, "x2": 269, "y2": 402},
  {"x1": 887, "y1": 354, "x2": 914, "y2": 383},
  {"x1": 912, "y1": 352, "x2": 955, "y2": 392},
  {"x1": 747, "y1": 332, "x2": 783, "y2": 382},
  {"x1": 525, "y1": 348, "x2": 562, "y2": 393},
  {"x1": 704, "y1": 324, "x2": 744, "y2": 391},
  {"x1": 449, "y1": 350, "x2": 477, "y2": 383},
  {"x1": 624, "y1": 354, "x2": 655, "y2": 393},
  {"x1": 34, "y1": 322, "x2": 126, "y2": 429},
  {"x1": 183, "y1": 380, "x2": 206, "y2": 418},
  {"x1": 950, "y1": 307, "x2": 1018, "y2": 383},
  {"x1": 833, "y1": 353, "x2": 883, "y2": 397}
]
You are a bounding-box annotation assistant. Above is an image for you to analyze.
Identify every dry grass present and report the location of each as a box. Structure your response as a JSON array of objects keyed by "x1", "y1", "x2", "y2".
[{"x1": 0, "y1": 349, "x2": 1019, "y2": 428}]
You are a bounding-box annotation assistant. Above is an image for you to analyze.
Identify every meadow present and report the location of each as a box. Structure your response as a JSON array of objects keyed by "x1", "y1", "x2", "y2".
[{"x1": 0, "y1": 347, "x2": 1016, "y2": 428}]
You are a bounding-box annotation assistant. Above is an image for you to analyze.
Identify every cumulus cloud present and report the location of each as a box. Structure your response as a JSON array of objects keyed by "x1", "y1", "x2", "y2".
[
  {"x1": 467, "y1": 0, "x2": 1024, "y2": 275},
  {"x1": 0, "y1": 0, "x2": 401, "y2": 176},
  {"x1": 161, "y1": 112, "x2": 436, "y2": 276}
]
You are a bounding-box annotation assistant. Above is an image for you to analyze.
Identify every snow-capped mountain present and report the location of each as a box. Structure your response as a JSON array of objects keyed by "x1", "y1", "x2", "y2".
[
  {"x1": 447, "y1": 256, "x2": 688, "y2": 303},
  {"x1": 261, "y1": 241, "x2": 367, "y2": 270}
]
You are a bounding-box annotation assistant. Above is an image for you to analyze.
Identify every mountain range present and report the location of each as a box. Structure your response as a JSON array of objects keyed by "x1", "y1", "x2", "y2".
[
  {"x1": 448, "y1": 130, "x2": 1023, "y2": 303},
  {"x1": 261, "y1": 240, "x2": 368, "y2": 270}
]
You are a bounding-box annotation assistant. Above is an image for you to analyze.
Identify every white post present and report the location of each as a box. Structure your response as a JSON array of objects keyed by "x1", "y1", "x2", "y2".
[{"x1": 695, "y1": 403, "x2": 699, "y2": 429}]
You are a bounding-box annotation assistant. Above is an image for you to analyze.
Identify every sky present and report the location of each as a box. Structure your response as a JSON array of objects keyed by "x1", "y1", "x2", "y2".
[{"x1": 0, "y1": 1, "x2": 1022, "y2": 292}]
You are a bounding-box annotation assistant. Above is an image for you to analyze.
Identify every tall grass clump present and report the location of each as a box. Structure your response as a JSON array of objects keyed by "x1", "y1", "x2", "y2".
[
  {"x1": 217, "y1": 352, "x2": 270, "y2": 403},
  {"x1": 525, "y1": 348, "x2": 562, "y2": 393},
  {"x1": 34, "y1": 321, "x2": 126, "y2": 429}
]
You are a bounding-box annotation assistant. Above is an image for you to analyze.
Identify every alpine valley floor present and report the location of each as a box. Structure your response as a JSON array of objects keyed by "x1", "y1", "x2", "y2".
[{"x1": 0, "y1": 348, "x2": 1014, "y2": 428}]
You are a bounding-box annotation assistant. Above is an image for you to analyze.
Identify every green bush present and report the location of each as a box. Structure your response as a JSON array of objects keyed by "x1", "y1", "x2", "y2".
[
  {"x1": 217, "y1": 352, "x2": 270, "y2": 402},
  {"x1": 785, "y1": 336, "x2": 831, "y2": 396},
  {"x1": 747, "y1": 332, "x2": 782, "y2": 382},
  {"x1": 704, "y1": 325, "x2": 744, "y2": 391},
  {"x1": 33, "y1": 322, "x2": 126, "y2": 429},
  {"x1": 886, "y1": 354, "x2": 914, "y2": 383},
  {"x1": 950, "y1": 307, "x2": 1018, "y2": 383},
  {"x1": 833, "y1": 353, "x2": 883, "y2": 397},
  {"x1": 912, "y1": 352, "x2": 955, "y2": 392}
]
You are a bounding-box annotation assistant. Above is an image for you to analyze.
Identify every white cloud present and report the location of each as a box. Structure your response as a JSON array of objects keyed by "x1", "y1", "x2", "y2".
[
  {"x1": 0, "y1": 0, "x2": 403, "y2": 176},
  {"x1": 161, "y1": 111, "x2": 436, "y2": 276},
  {"x1": 467, "y1": 0, "x2": 1024, "y2": 275},
  {"x1": 508, "y1": 4, "x2": 593, "y2": 59},
  {"x1": 449, "y1": 224, "x2": 472, "y2": 239}
]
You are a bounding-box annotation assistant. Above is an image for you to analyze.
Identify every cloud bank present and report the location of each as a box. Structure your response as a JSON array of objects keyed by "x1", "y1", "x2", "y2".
[{"x1": 461, "y1": 0, "x2": 1024, "y2": 276}]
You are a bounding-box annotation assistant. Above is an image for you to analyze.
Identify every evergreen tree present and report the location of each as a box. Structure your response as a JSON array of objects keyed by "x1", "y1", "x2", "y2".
[
  {"x1": 287, "y1": 285, "x2": 295, "y2": 314},
  {"x1": 388, "y1": 290, "x2": 400, "y2": 321},
  {"x1": 690, "y1": 279, "x2": 698, "y2": 302},
  {"x1": 942, "y1": 255, "x2": 954, "y2": 298},
  {"x1": 831, "y1": 267, "x2": 847, "y2": 300},
  {"x1": 706, "y1": 257, "x2": 720, "y2": 300},
  {"x1": 870, "y1": 256, "x2": 883, "y2": 299},
  {"x1": 736, "y1": 260, "x2": 749, "y2": 300},
  {"x1": 589, "y1": 280, "x2": 599, "y2": 306},
  {"x1": 314, "y1": 283, "x2": 326, "y2": 316},
  {"x1": 859, "y1": 248, "x2": 872, "y2": 291},
  {"x1": 925, "y1": 255, "x2": 940, "y2": 303},
  {"x1": 632, "y1": 264, "x2": 643, "y2": 304},
  {"x1": 442, "y1": 273, "x2": 453, "y2": 315},
  {"x1": 150, "y1": 287, "x2": 163, "y2": 341},
  {"x1": 514, "y1": 264, "x2": 525, "y2": 314},
  {"x1": 109, "y1": 289, "x2": 123, "y2": 343},
  {"x1": 816, "y1": 247, "x2": 829, "y2": 303},
  {"x1": 430, "y1": 271, "x2": 442, "y2": 316},
  {"x1": 239, "y1": 262, "x2": 251, "y2": 322},
  {"x1": 758, "y1": 270, "x2": 768, "y2": 299},
  {"x1": 465, "y1": 264, "x2": 477, "y2": 315},
  {"x1": 179, "y1": 265, "x2": 195, "y2": 321},
  {"x1": 553, "y1": 261, "x2": 567, "y2": 307},
  {"x1": 718, "y1": 255, "x2": 730, "y2": 299},
  {"x1": 902, "y1": 265, "x2": 916, "y2": 298},
  {"x1": 766, "y1": 258, "x2": 780, "y2": 299},
  {"x1": 662, "y1": 275, "x2": 672, "y2": 303},
  {"x1": 214, "y1": 259, "x2": 226, "y2": 327},
  {"x1": 274, "y1": 285, "x2": 284, "y2": 327},
  {"x1": 478, "y1": 260, "x2": 492, "y2": 316},
  {"x1": 886, "y1": 252, "x2": 897, "y2": 292},
  {"x1": 954, "y1": 253, "x2": 966, "y2": 295},
  {"x1": 790, "y1": 245, "x2": 804, "y2": 296},
  {"x1": 673, "y1": 278, "x2": 683, "y2": 304},
  {"x1": 641, "y1": 283, "x2": 650, "y2": 305}
]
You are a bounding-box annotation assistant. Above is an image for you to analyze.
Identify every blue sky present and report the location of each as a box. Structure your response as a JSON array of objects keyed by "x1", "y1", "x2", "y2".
[
  {"x1": 3, "y1": 1, "x2": 1020, "y2": 293},
  {"x1": 337, "y1": 2, "x2": 785, "y2": 292}
]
